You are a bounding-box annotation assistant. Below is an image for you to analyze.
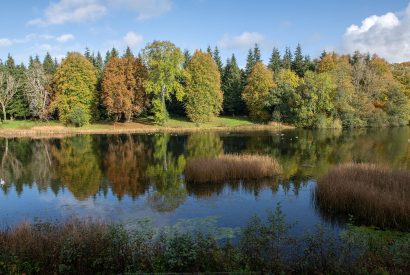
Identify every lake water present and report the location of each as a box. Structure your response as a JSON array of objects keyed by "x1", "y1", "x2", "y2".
[{"x1": 0, "y1": 127, "x2": 409, "y2": 233}]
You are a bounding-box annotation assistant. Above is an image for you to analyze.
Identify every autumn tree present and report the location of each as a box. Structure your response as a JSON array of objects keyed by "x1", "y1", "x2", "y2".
[
  {"x1": 141, "y1": 41, "x2": 185, "y2": 124},
  {"x1": 102, "y1": 56, "x2": 148, "y2": 121},
  {"x1": 242, "y1": 62, "x2": 276, "y2": 122},
  {"x1": 51, "y1": 52, "x2": 98, "y2": 126},
  {"x1": 185, "y1": 50, "x2": 223, "y2": 123},
  {"x1": 25, "y1": 61, "x2": 51, "y2": 120}
]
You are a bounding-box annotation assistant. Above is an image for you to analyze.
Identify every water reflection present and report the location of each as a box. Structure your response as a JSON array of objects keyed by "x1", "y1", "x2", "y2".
[{"x1": 0, "y1": 127, "x2": 409, "y2": 226}]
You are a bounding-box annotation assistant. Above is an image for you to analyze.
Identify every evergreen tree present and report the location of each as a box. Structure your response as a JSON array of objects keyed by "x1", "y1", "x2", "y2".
[
  {"x1": 253, "y1": 44, "x2": 261, "y2": 63},
  {"x1": 5, "y1": 55, "x2": 29, "y2": 119},
  {"x1": 183, "y1": 49, "x2": 192, "y2": 68},
  {"x1": 28, "y1": 56, "x2": 35, "y2": 68},
  {"x1": 123, "y1": 46, "x2": 134, "y2": 58},
  {"x1": 84, "y1": 47, "x2": 92, "y2": 62},
  {"x1": 43, "y1": 52, "x2": 56, "y2": 74},
  {"x1": 34, "y1": 55, "x2": 41, "y2": 64},
  {"x1": 94, "y1": 52, "x2": 104, "y2": 75},
  {"x1": 206, "y1": 45, "x2": 212, "y2": 56},
  {"x1": 282, "y1": 47, "x2": 292, "y2": 70},
  {"x1": 245, "y1": 49, "x2": 255, "y2": 76},
  {"x1": 213, "y1": 46, "x2": 223, "y2": 75},
  {"x1": 104, "y1": 50, "x2": 112, "y2": 65},
  {"x1": 268, "y1": 47, "x2": 281, "y2": 74},
  {"x1": 222, "y1": 54, "x2": 243, "y2": 115},
  {"x1": 110, "y1": 47, "x2": 119, "y2": 58},
  {"x1": 292, "y1": 44, "x2": 305, "y2": 77}
]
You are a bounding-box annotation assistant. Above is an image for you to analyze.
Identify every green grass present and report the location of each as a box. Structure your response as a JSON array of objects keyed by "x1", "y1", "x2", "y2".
[
  {"x1": 164, "y1": 116, "x2": 255, "y2": 128},
  {"x1": 0, "y1": 120, "x2": 60, "y2": 129}
]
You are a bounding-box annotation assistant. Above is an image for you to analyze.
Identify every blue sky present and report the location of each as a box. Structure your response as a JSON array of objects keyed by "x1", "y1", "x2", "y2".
[{"x1": 1, "y1": 0, "x2": 410, "y2": 66}]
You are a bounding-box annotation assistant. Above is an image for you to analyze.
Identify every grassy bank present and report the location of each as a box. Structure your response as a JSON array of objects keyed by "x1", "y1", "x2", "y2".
[
  {"x1": 0, "y1": 117, "x2": 293, "y2": 138},
  {"x1": 315, "y1": 163, "x2": 410, "y2": 231},
  {"x1": 0, "y1": 209, "x2": 409, "y2": 274}
]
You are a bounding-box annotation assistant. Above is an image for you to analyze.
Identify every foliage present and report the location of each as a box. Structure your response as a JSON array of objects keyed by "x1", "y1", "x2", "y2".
[
  {"x1": 242, "y1": 62, "x2": 276, "y2": 122},
  {"x1": 51, "y1": 52, "x2": 98, "y2": 126},
  {"x1": 185, "y1": 50, "x2": 223, "y2": 123},
  {"x1": 25, "y1": 62, "x2": 51, "y2": 120},
  {"x1": 102, "y1": 56, "x2": 148, "y2": 121},
  {"x1": 141, "y1": 41, "x2": 185, "y2": 124},
  {"x1": 222, "y1": 54, "x2": 244, "y2": 115}
]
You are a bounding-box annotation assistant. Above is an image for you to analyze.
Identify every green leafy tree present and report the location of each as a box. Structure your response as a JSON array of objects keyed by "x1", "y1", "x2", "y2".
[
  {"x1": 222, "y1": 54, "x2": 243, "y2": 115},
  {"x1": 141, "y1": 41, "x2": 185, "y2": 124},
  {"x1": 51, "y1": 52, "x2": 98, "y2": 126},
  {"x1": 242, "y1": 62, "x2": 276, "y2": 122},
  {"x1": 185, "y1": 50, "x2": 223, "y2": 123}
]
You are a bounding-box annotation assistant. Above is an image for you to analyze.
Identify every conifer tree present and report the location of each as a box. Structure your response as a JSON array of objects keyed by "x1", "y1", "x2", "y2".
[
  {"x1": 110, "y1": 47, "x2": 119, "y2": 58},
  {"x1": 282, "y1": 47, "x2": 292, "y2": 70},
  {"x1": 222, "y1": 54, "x2": 243, "y2": 115},
  {"x1": 123, "y1": 46, "x2": 134, "y2": 58},
  {"x1": 292, "y1": 44, "x2": 305, "y2": 77},
  {"x1": 104, "y1": 50, "x2": 112, "y2": 65},
  {"x1": 268, "y1": 47, "x2": 281, "y2": 74},
  {"x1": 183, "y1": 49, "x2": 192, "y2": 68},
  {"x1": 206, "y1": 45, "x2": 212, "y2": 56},
  {"x1": 5, "y1": 55, "x2": 29, "y2": 119},
  {"x1": 213, "y1": 46, "x2": 223, "y2": 75},
  {"x1": 253, "y1": 44, "x2": 261, "y2": 63},
  {"x1": 43, "y1": 52, "x2": 56, "y2": 74}
]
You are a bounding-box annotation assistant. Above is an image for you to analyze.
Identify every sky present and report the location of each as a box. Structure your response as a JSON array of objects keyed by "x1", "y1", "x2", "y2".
[{"x1": 1, "y1": 0, "x2": 409, "y2": 67}]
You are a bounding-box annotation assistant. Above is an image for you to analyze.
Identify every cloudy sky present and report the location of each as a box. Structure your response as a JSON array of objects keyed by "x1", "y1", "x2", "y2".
[{"x1": 1, "y1": 0, "x2": 409, "y2": 66}]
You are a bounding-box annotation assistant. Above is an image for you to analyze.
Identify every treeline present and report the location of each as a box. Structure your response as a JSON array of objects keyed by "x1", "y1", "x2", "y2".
[{"x1": 0, "y1": 41, "x2": 409, "y2": 127}]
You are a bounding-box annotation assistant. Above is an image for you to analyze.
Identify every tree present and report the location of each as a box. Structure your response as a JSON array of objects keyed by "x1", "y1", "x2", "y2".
[
  {"x1": 110, "y1": 47, "x2": 119, "y2": 58},
  {"x1": 282, "y1": 47, "x2": 292, "y2": 70},
  {"x1": 222, "y1": 54, "x2": 243, "y2": 115},
  {"x1": 242, "y1": 62, "x2": 276, "y2": 122},
  {"x1": 213, "y1": 46, "x2": 223, "y2": 75},
  {"x1": 183, "y1": 49, "x2": 192, "y2": 68},
  {"x1": 0, "y1": 69, "x2": 20, "y2": 121},
  {"x1": 141, "y1": 41, "x2": 185, "y2": 124},
  {"x1": 25, "y1": 62, "x2": 51, "y2": 120},
  {"x1": 123, "y1": 46, "x2": 134, "y2": 58},
  {"x1": 51, "y1": 52, "x2": 98, "y2": 126},
  {"x1": 102, "y1": 56, "x2": 148, "y2": 121},
  {"x1": 185, "y1": 50, "x2": 223, "y2": 123},
  {"x1": 292, "y1": 44, "x2": 305, "y2": 77},
  {"x1": 43, "y1": 52, "x2": 56, "y2": 74},
  {"x1": 268, "y1": 47, "x2": 281, "y2": 74},
  {"x1": 253, "y1": 44, "x2": 262, "y2": 63}
]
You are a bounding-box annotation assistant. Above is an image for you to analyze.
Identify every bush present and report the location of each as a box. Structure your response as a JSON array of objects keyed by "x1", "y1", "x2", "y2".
[{"x1": 67, "y1": 107, "x2": 90, "y2": 127}]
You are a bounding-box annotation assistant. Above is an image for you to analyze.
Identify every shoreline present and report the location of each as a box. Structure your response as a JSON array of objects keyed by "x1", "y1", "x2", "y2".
[{"x1": 0, "y1": 121, "x2": 294, "y2": 138}]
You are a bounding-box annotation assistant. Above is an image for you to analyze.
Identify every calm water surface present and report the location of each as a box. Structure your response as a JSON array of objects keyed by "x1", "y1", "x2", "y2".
[{"x1": 0, "y1": 127, "x2": 409, "y2": 232}]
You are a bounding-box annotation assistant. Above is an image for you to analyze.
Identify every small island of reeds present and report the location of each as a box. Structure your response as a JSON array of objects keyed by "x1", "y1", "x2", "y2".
[
  {"x1": 315, "y1": 163, "x2": 410, "y2": 230},
  {"x1": 185, "y1": 154, "x2": 281, "y2": 183}
]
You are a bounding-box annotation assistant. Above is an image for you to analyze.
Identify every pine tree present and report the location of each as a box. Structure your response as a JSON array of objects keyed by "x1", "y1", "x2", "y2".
[
  {"x1": 282, "y1": 47, "x2": 292, "y2": 70},
  {"x1": 110, "y1": 47, "x2": 119, "y2": 58},
  {"x1": 84, "y1": 47, "x2": 92, "y2": 62},
  {"x1": 43, "y1": 52, "x2": 56, "y2": 74},
  {"x1": 268, "y1": 47, "x2": 281, "y2": 74},
  {"x1": 253, "y1": 44, "x2": 261, "y2": 63},
  {"x1": 183, "y1": 49, "x2": 192, "y2": 68},
  {"x1": 104, "y1": 50, "x2": 112, "y2": 65},
  {"x1": 5, "y1": 56, "x2": 29, "y2": 119},
  {"x1": 34, "y1": 55, "x2": 41, "y2": 64},
  {"x1": 292, "y1": 44, "x2": 305, "y2": 77},
  {"x1": 123, "y1": 46, "x2": 134, "y2": 58},
  {"x1": 95, "y1": 52, "x2": 104, "y2": 75},
  {"x1": 245, "y1": 49, "x2": 255, "y2": 76},
  {"x1": 206, "y1": 45, "x2": 212, "y2": 56},
  {"x1": 222, "y1": 54, "x2": 243, "y2": 115},
  {"x1": 28, "y1": 56, "x2": 35, "y2": 68},
  {"x1": 213, "y1": 46, "x2": 223, "y2": 75}
]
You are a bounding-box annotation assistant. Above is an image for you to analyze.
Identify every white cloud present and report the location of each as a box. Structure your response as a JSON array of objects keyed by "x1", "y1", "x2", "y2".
[
  {"x1": 28, "y1": 0, "x2": 172, "y2": 26},
  {"x1": 28, "y1": 0, "x2": 107, "y2": 26},
  {"x1": 217, "y1": 32, "x2": 265, "y2": 49},
  {"x1": 108, "y1": 0, "x2": 172, "y2": 21},
  {"x1": 343, "y1": 3, "x2": 410, "y2": 63},
  {"x1": 0, "y1": 38, "x2": 12, "y2": 47},
  {"x1": 123, "y1": 31, "x2": 144, "y2": 46},
  {"x1": 56, "y1": 34, "x2": 75, "y2": 43}
]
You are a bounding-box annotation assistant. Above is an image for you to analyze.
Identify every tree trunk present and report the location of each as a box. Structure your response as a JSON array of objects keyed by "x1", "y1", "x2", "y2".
[{"x1": 1, "y1": 104, "x2": 6, "y2": 122}]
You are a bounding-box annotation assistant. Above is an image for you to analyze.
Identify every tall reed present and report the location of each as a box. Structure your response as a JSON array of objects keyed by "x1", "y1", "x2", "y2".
[
  {"x1": 315, "y1": 163, "x2": 410, "y2": 230},
  {"x1": 185, "y1": 154, "x2": 281, "y2": 183}
]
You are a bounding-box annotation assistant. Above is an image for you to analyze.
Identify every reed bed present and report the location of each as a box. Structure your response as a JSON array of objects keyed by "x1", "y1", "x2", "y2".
[
  {"x1": 185, "y1": 154, "x2": 281, "y2": 183},
  {"x1": 315, "y1": 163, "x2": 410, "y2": 230}
]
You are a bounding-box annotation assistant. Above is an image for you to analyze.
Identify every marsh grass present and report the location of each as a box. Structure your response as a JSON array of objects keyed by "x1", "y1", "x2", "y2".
[
  {"x1": 185, "y1": 154, "x2": 281, "y2": 183},
  {"x1": 315, "y1": 163, "x2": 410, "y2": 230}
]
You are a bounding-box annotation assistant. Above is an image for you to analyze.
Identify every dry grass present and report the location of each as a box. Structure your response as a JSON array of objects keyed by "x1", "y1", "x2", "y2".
[
  {"x1": 315, "y1": 163, "x2": 410, "y2": 230},
  {"x1": 185, "y1": 154, "x2": 281, "y2": 183}
]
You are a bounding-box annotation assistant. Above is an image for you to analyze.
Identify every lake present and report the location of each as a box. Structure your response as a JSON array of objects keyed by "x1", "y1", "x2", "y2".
[{"x1": 0, "y1": 127, "x2": 409, "y2": 233}]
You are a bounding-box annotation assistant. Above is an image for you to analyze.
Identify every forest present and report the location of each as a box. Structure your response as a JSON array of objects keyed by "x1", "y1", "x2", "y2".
[{"x1": 0, "y1": 41, "x2": 409, "y2": 128}]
